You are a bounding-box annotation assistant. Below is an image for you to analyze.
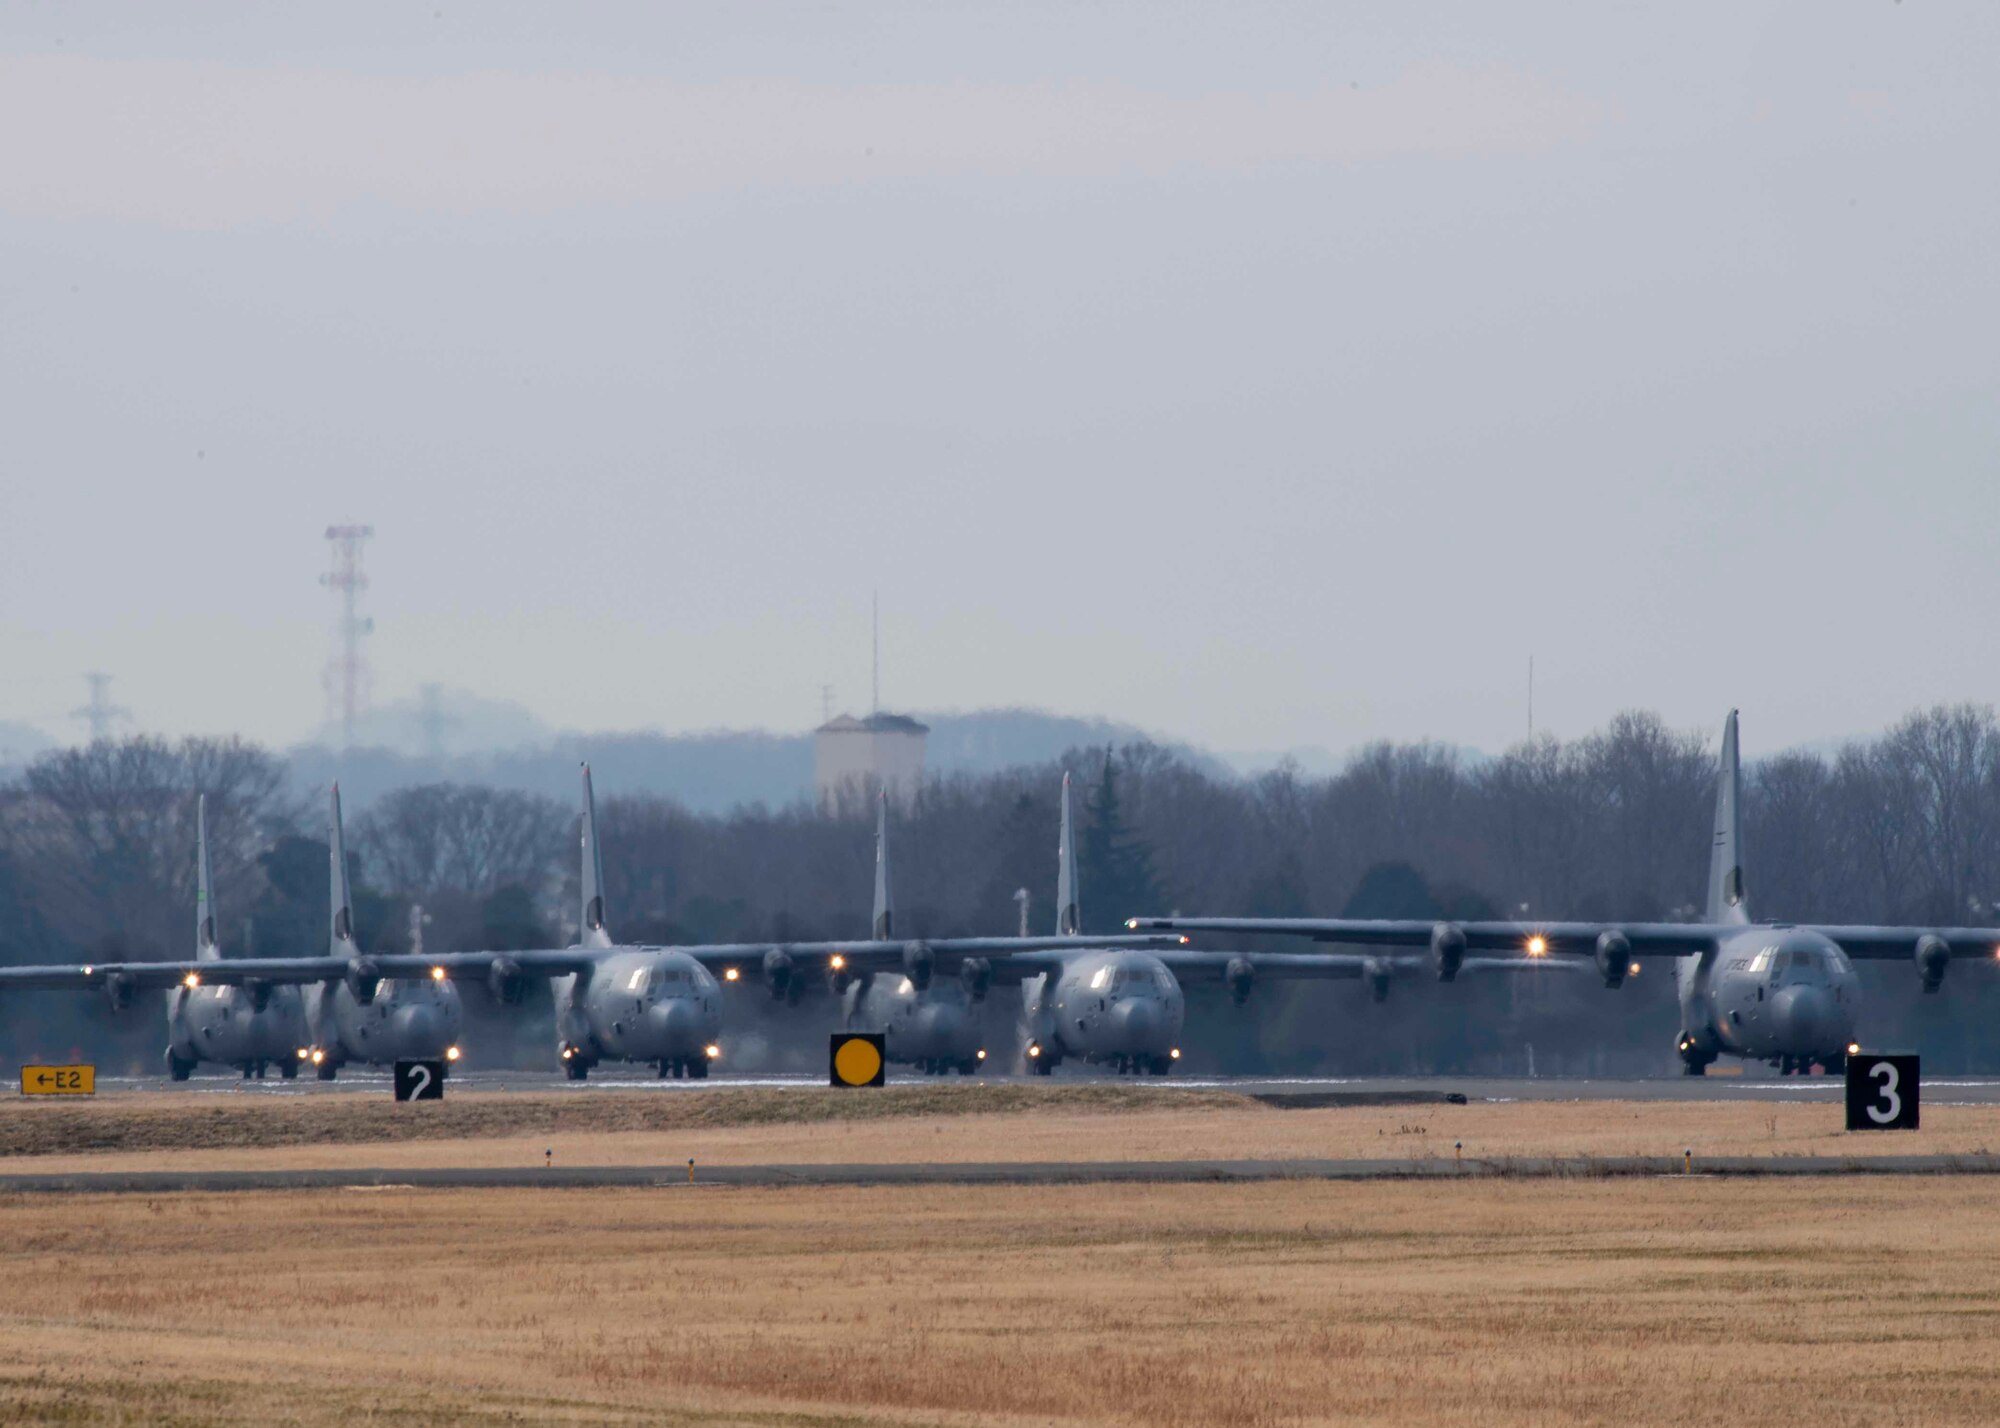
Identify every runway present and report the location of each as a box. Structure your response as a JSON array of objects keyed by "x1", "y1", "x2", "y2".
[
  {"x1": 4, "y1": 1151, "x2": 1998, "y2": 1193},
  {"x1": 78, "y1": 1069, "x2": 2000, "y2": 1104}
]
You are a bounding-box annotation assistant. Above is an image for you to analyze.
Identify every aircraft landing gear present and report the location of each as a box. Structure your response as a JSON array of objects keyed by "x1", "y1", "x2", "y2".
[
  {"x1": 167, "y1": 1052, "x2": 195, "y2": 1082},
  {"x1": 957, "y1": 1058, "x2": 981, "y2": 1076},
  {"x1": 688, "y1": 1057, "x2": 708, "y2": 1080},
  {"x1": 1677, "y1": 1032, "x2": 1715, "y2": 1077},
  {"x1": 564, "y1": 1058, "x2": 588, "y2": 1081},
  {"x1": 1146, "y1": 1056, "x2": 1172, "y2": 1076},
  {"x1": 279, "y1": 1059, "x2": 299, "y2": 1080},
  {"x1": 316, "y1": 1061, "x2": 339, "y2": 1081}
]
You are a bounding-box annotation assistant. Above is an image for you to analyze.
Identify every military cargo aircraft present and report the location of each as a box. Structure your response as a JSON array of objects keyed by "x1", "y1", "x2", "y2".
[
  {"x1": 383, "y1": 766, "x2": 1186, "y2": 1077},
  {"x1": 1131, "y1": 710, "x2": 1999, "y2": 1075},
  {"x1": 304, "y1": 784, "x2": 464, "y2": 1078}
]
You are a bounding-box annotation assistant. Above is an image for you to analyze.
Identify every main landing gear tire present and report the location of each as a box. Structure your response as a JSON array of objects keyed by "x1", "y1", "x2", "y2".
[
  {"x1": 689, "y1": 1058, "x2": 709, "y2": 1080},
  {"x1": 957, "y1": 1059, "x2": 981, "y2": 1076},
  {"x1": 1147, "y1": 1056, "x2": 1172, "y2": 1076},
  {"x1": 565, "y1": 1059, "x2": 589, "y2": 1081},
  {"x1": 316, "y1": 1062, "x2": 339, "y2": 1082},
  {"x1": 279, "y1": 1060, "x2": 299, "y2": 1080},
  {"x1": 167, "y1": 1053, "x2": 195, "y2": 1082}
]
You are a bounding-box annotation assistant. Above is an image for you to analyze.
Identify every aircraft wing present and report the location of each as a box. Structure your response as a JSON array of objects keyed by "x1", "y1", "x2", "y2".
[
  {"x1": 1128, "y1": 916, "x2": 2000, "y2": 965},
  {"x1": 0, "y1": 957, "x2": 351, "y2": 992},
  {"x1": 1126, "y1": 917, "x2": 1721, "y2": 958}
]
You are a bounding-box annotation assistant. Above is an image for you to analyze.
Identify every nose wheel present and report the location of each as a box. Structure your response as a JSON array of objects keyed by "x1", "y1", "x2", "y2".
[{"x1": 1676, "y1": 1032, "x2": 1715, "y2": 1077}]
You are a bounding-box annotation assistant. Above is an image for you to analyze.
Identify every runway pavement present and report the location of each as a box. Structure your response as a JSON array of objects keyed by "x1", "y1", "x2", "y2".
[
  {"x1": 75, "y1": 1068, "x2": 2000, "y2": 1105},
  {"x1": 5, "y1": 1152, "x2": 1999, "y2": 1193}
]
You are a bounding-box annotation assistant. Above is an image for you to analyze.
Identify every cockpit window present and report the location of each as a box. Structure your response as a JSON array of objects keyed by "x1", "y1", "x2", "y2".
[{"x1": 626, "y1": 967, "x2": 650, "y2": 993}]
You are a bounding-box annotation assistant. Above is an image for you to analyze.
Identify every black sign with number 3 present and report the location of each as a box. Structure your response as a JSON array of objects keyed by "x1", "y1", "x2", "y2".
[
  {"x1": 395, "y1": 1059, "x2": 446, "y2": 1102},
  {"x1": 1845, "y1": 1053, "x2": 1918, "y2": 1131}
]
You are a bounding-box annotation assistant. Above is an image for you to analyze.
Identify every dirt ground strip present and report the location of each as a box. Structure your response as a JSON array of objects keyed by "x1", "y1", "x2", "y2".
[
  {"x1": 3, "y1": 1177, "x2": 1999, "y2": 1427},
  {"x1": 2, "y1": 1085, "x2": 1998, "y2": 1174}
]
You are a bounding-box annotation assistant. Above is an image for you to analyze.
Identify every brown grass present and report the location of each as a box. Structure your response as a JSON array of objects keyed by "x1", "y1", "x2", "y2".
[
  {"x1": 2, "y1": 1176, "x2": 1998, "y2": 1426},
  {"x1": 3, "y1": 1089, "x2": 1999, "y2": 1174}
]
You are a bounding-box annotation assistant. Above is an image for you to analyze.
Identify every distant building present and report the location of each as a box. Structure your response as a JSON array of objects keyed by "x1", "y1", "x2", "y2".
[{"x1": 815, "y1": 712, "x2": 929, "y2": 810}]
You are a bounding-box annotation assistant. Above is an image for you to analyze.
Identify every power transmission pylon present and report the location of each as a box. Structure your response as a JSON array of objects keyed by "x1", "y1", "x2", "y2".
[
  {"x1": 321, "y1": 525, "x2": 375, "y2": 750},
  {"x1": 70, "y1": 672, "x2": 130, "y2": 743}
]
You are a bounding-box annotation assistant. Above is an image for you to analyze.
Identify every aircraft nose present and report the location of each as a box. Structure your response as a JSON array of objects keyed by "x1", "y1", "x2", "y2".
[
  {"x1": 649, "y1": 997, "x2": 703, "y2": 1049},
  {"x1": 1772, "y1": 986, "x2": 1835, "y2": 1055},
  {"x1": 1111, "y1": 998, "x2": 1160, "y2": 1050}
]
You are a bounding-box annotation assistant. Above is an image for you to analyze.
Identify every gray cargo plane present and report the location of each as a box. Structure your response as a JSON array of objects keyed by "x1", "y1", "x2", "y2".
[
  {"x1": 987, "y1": 773, "x2": 1579, "y2": 1075},
  {"x1": 304, "y1": 784, "x2": 464, "y2": 1079},
  {"x1": 1132, "y1": 710, "x2": 2000, "y2": 1075},
  {"x1": 0, "y1": 796, "x2": 332, "y2": 1078},
  {"x1": 384, "y1": 766, "x2": 1184, "y2": 1077}
]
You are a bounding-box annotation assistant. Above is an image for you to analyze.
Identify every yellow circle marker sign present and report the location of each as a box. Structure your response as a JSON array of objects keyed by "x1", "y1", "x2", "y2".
[{"x1": 830, "y1": 1033, "x2": 886, "y2": 1088}]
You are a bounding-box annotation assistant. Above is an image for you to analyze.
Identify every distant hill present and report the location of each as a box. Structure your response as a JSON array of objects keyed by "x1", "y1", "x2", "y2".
[{"x1": 289, "y1": 707, "x2": 1228, "y2": 814}]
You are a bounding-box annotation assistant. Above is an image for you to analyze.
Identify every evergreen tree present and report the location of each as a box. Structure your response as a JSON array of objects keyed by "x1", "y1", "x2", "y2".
[{"x1": 1079, "y1": 747, "x2": 1161, "y2": 933}]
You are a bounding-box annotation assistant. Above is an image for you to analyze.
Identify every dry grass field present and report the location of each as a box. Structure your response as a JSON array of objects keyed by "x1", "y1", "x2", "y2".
[
  {"x1": 3, "y1": 1084, "x2": 1999, "y2": 1173},
  {"x1": 3, "y1": 1176, "x2": 1999, "y2": 1427}
]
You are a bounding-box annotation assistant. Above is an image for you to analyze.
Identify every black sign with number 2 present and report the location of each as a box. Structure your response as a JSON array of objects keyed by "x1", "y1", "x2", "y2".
[{"x1": 395, "y1": 1059, "x2": 445, "y2": 1102}]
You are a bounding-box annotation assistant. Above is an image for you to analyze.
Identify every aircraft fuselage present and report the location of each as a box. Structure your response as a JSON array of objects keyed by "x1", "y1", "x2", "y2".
[
  {"x1": 1025, "y1": 949, "x2": 1186, "y2": 1074},
  {"x1": 558, "y1": 949, "x2": 722, "y2": 1077},
  {"x1": 845, "y1": 975, "x2": 986, "y2": 1073},
  {"x1": 309, "y1": 977, "x2": 463, "y2": 1073},
  {"x1": 167, "y1": 983, "x2": 310, "y2": 1077},
  {"x1": 1683, "y1": 927, "x2": 1860, "y2": 1069}
]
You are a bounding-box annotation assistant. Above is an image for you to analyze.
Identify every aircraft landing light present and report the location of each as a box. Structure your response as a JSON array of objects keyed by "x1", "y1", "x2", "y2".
[
  {"x1": 310, "y1": 1049, "x2": 326, "y2": 1065},
  {"x1": 295, "y1": 1048, "x2": 309, "y2": 1060},
  {"x1": 976, "y1": 1048, "x2": 988, "y2": 1060},
  {"x1": 1628, "y1": 961, "x2": 1641, "y2": 976},
  {"x1": 1170, "y1": 1047, "x2": 1182, "y2": 1060},
  {"x1": 705, "y1": 1043, "x2": 722, "y2": 1060},
  {"x1": 1027, "y1": 1042, "x2": 1043, "y2": 1058},
  {"x1": 829, "y1": 954, "x2": 847, "y2": 971},
  {"x1": 1526, "y1": 936, "x2": 1548, "y2": 957},
  {"x1": 445, "y1": 1045, "x2": 462, "y2": 1062},
  {"x1": 430, "y1": 966, "x2": 446, "y2": 982},
  {"x1": 724, "y1": 967, "x2": 740, "y2": 981},
  {"x1": 182, "y1": 972, "x2": 201, "y2": 988},
  {"x1": 1848, "y1": 1042, "x2": 1862, "y2": 1055}
]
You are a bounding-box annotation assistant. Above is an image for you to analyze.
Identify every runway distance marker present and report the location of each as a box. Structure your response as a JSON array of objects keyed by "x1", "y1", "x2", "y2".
[
  {"x1": 394, "y1": 1059, "x2": 445, "y2": 1102},
  {"x1": 20, "y1": 1065, "x2": 94, "y2": 1096},
  {"x1": 1846, "y1": 1053, "x2": 1919, "y2": 1130},
  {"x1": 830, "y1": 1033, "x2": 886, "y2": 1088}
]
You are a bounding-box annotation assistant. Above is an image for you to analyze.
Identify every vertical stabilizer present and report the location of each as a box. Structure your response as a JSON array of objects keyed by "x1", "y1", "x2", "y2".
[
  {"x1": 329, "y1": 784, "x2": 356, "y2": 957},
  {"x1": 580, "y1": 763, "x2": 611, "y2": 947},
  {"x1": 194, "y1": 794, "x2": 219, "y2": 962},
  {"x1": 1057, "y1": 771, "x2": 1081, "y2": 936},
  {"x1": 1705, "y1": 710, "x2": 1749, "y2": 925},
  {"x1": 872, "y1": 791, "x2": 894, "y2": 939}
]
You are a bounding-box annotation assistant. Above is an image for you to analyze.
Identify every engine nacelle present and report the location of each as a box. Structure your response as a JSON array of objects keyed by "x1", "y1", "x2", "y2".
[
  {"x1": 1595, "y1": 931, "x2": 1631, "y2": 989},
  {"x1": 487, "y1": 957, "x2": 531, "y2": 1006},
  {"x1": 1431, "y1": 923, "x2": 1466, "y2": 983},
  {"x1": 959, "y1": 957, "x2": 992, "y2": 1002},
  {"x1": 103, "y1": 972, "x2": 137, "y2": 1013},
  {"x1": 1916, "y1": 934, "x2": 1950, "y2": 994},
  {"x1": 763, "y1": 948, "x2": 796, "y2": 1000},
  {"x1": 902, "y1": 941, "x2": 935, "y2": 991},
  {"x1": 1224, "y1": 956, "x2": 1255, "y2": 1006},
  {"x1": 345, "y1": 957, "x2": 381, "y2": 1006}
]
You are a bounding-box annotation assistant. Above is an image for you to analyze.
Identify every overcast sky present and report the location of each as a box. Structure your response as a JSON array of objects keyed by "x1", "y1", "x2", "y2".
[{"x1": 2, "y1": 2, "x2": 1996, "y2": 759}]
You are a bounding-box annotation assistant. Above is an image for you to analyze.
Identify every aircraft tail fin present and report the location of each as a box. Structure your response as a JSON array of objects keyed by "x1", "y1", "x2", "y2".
[
  {"x1": 329, "y1": 783, "x2": 356, "y2": 956},
  {"x1": 1705, "y1": 709, "x2": 1750, "y2": 925},
  {"x1": 195, "y1": 794, "x2": 219, "y2": 962},
  {"x1": 1057, "y1": 771, "x2": 1080, "y2": 936},
  {"x1": 580, "y1": 763, "x2": 611, "y2": 947},
  {"x1": 872, "y1": 791, "x2": 894, "y2": 940}
]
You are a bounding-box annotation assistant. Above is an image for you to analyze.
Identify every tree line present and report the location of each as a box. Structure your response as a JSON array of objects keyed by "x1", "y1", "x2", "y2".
[{"x1": 5, "y1": 705, "x2": 2000, "y2": 1074}]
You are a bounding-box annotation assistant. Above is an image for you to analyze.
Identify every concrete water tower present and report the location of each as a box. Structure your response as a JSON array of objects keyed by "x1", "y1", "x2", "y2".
[{"x1": 814, "y1": 712, "x2": 928, "y2": 811}]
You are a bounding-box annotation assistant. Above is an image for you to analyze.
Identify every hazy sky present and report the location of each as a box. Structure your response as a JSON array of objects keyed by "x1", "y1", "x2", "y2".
[{"x1": 3, "y1": 2, "x2": 1996, "y2": 758}]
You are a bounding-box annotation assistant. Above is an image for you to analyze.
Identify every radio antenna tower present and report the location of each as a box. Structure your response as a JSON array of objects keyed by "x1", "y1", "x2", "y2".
[
  {"x1": 321, "y1": 525, "x2": 375, "y2": 750},
  {"x1": 71, "y1": 671, "x2": 130, "y2": 743}
]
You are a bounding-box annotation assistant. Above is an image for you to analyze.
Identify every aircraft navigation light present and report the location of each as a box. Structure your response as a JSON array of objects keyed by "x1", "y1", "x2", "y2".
[
  {"x1": 81, "y1": 965, "x2": 92, "y2": 976},
  {"x1": 704, "y1": 1044, "x2": 721, "y2": 1060},
  {"x1": 445, "y1": 1045, "x2": 462, "y2": 1062},
  {"x1": 182, "y1": 972, "x2": 200, "y2": 988},
  {"x1": 1526, "y1": 936, "x2": 1548, "y2": 957},
  {"x1": 1179, "y1": 936, "x2": 1191, "y2": 945},
  {"x1": 1628, "y1": 961, "x2": 1642, "y2": 977},
  {"x1": 430, "y1": 965, "x2": 446, "y2": 982},
  {"x1": 829, "y1": 954, "x2": 847, "y2": 971},
  {"x1": 1169, "y1": 1047, "x2": 1182, "y2": 1060},
  {"x1": 1125, "y1": 919, "x2": 1137, "y2": 929},
  {"x1": 724, "y1": 967, "x2": 740, "y2": 982}
]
